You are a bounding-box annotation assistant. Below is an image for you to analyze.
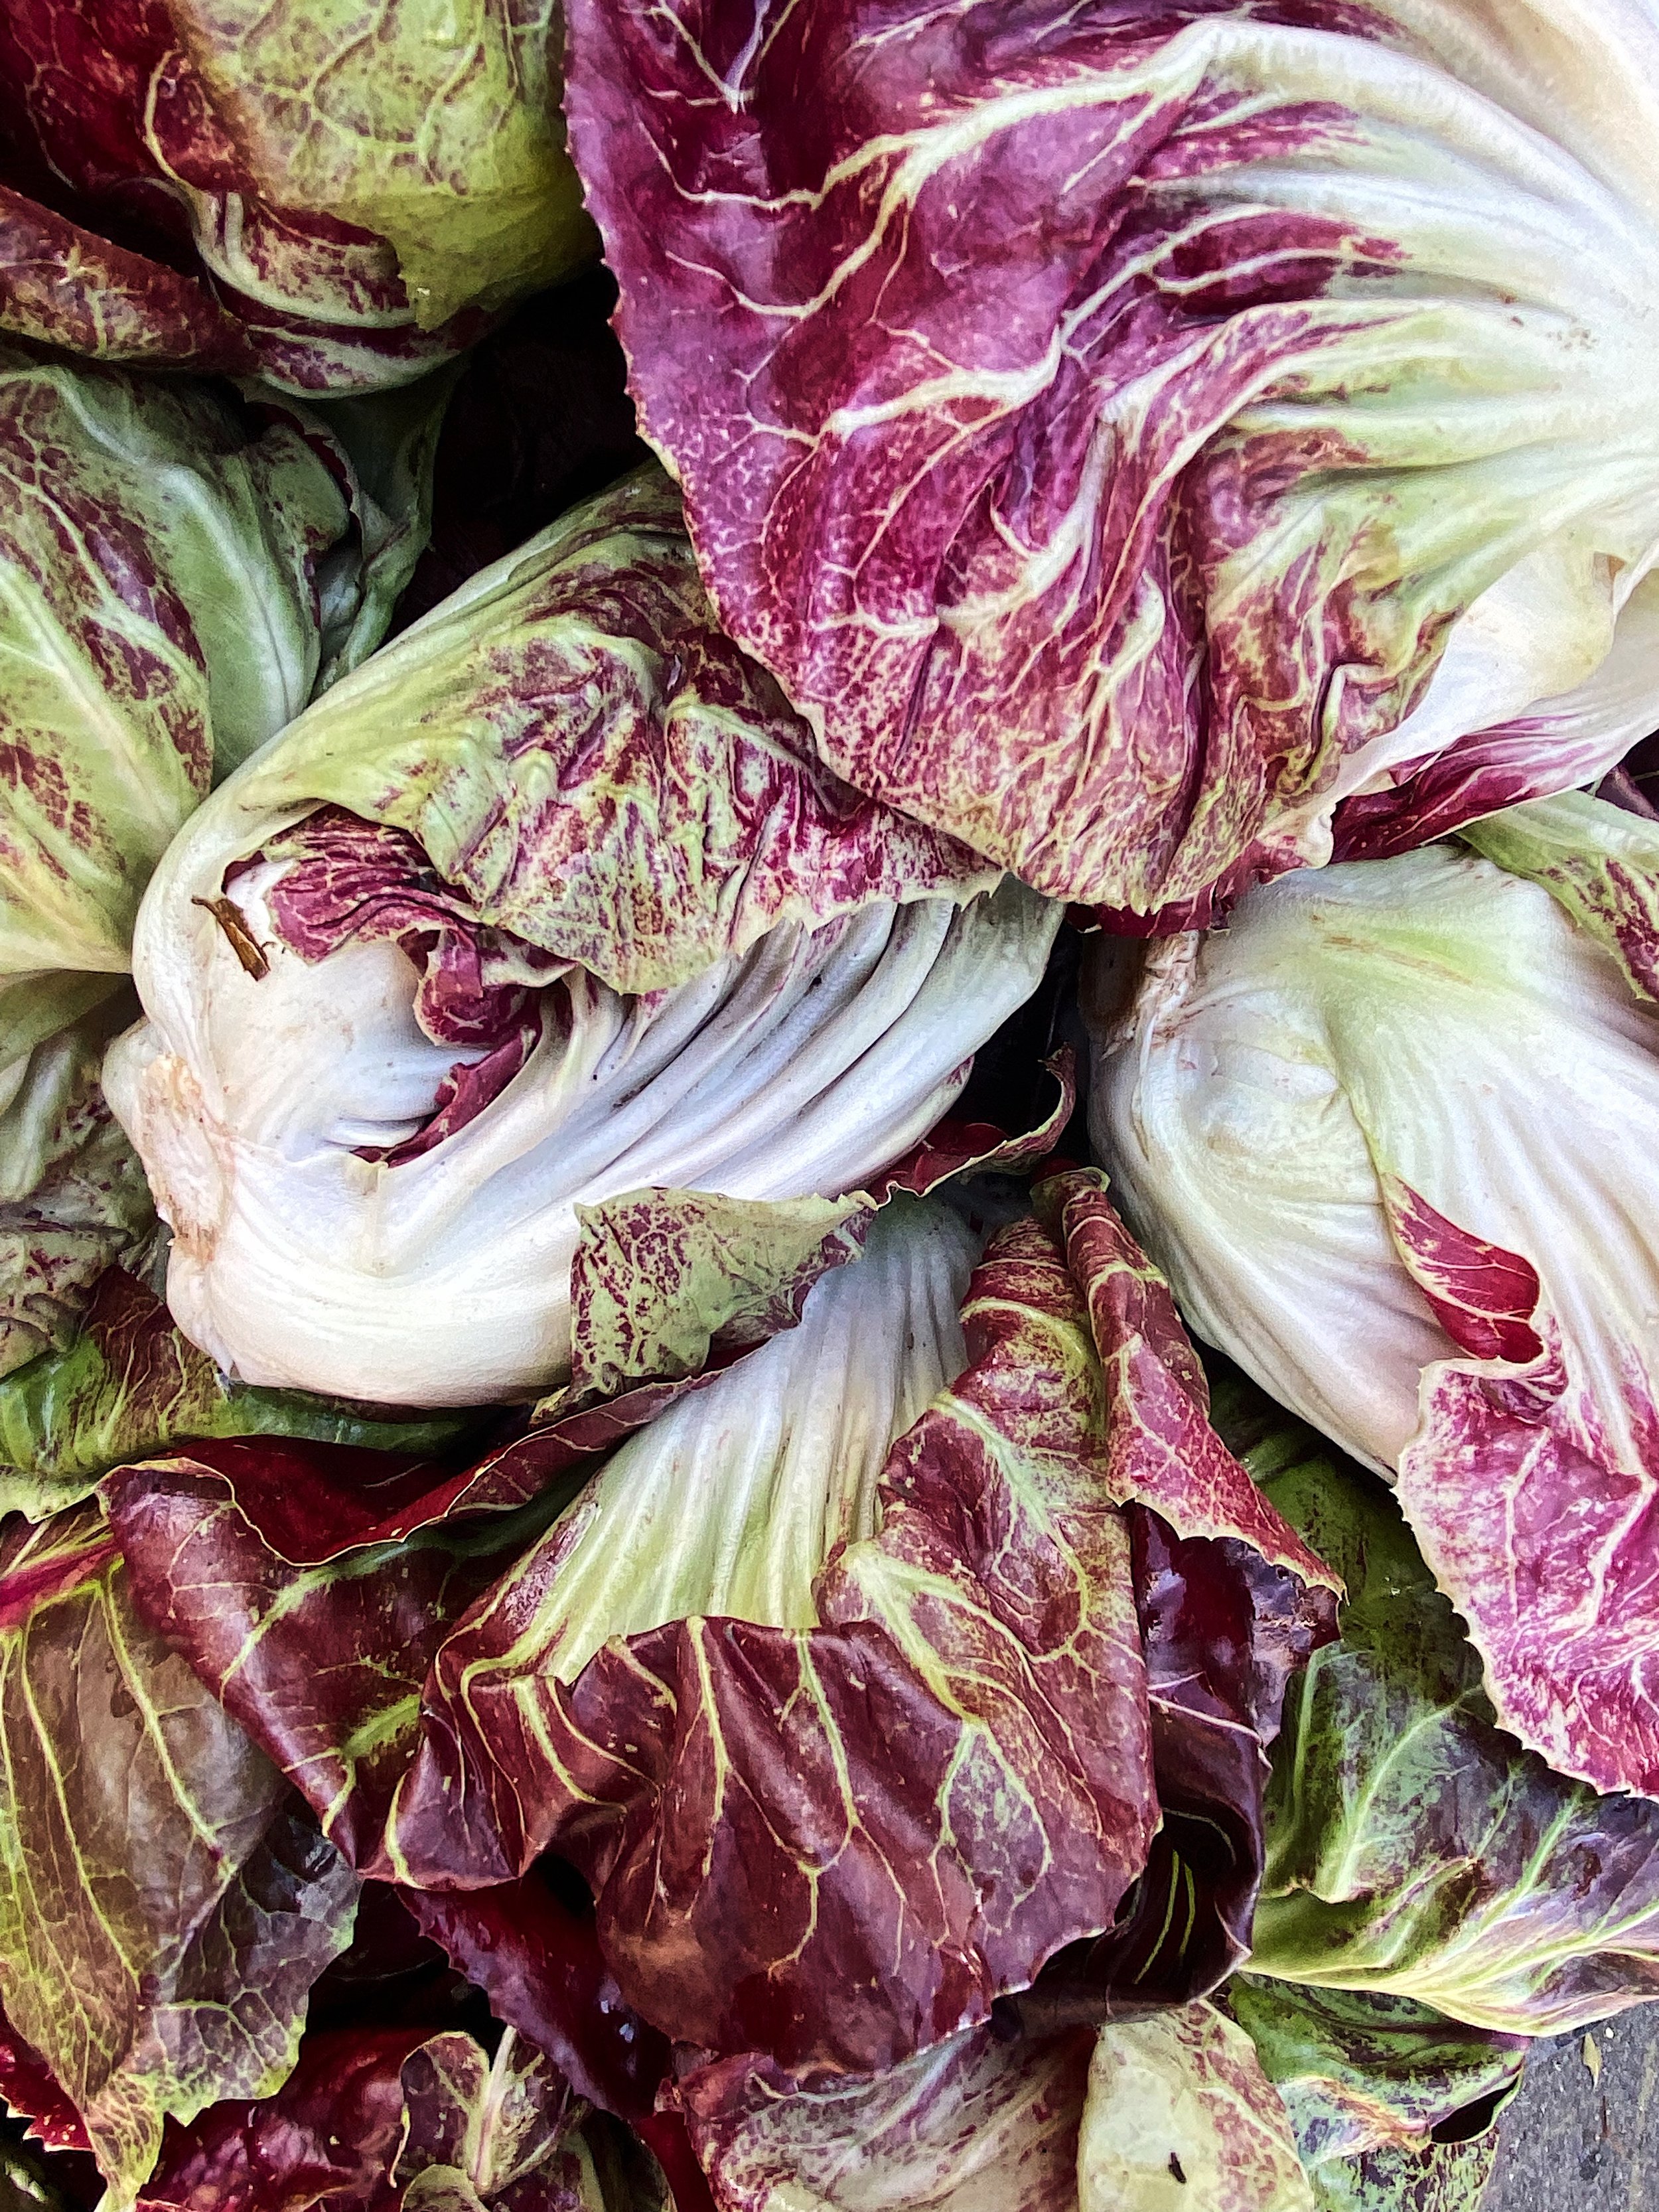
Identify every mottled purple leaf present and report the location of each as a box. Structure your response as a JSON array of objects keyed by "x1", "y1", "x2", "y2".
[
  {"x1": 1228, "y1": 1977, "x2": 1522, "y2": 2173},
  {"x1": 135, "y1": 2026, "x2": 431, "y2": 2212},
  {"x1": 564, "y1": 0, "x2": 1659, "y2": 917},
  {"x1": 554, "y1": 1057, "x2": 1075, "y2": 1404},
  {"x1": 393, "y1": 2031, "x2": 583, "y2": 2211},
  {"x1": 1385, "y1": 1181, "x2": 1659, "y2": 1797},
  {"x1": 1228, "y1": 1979, "x2": 1524, "y2": 2212},
  {"x1": 0, "y1": 346, "x2": 362, "y2": 1065},
  {"x1": 678, "y1": 2022, "x2": 1094, "y2": 2212},
  {"x1": 104, "y1": 1445, "x2": 554, "y2": 1872},
  {"x1": 1462, "y1": 789, "x2": 1659, "y2": 1005},
  {"x1": 1038, "y1": 1171, "x2": 1340, "y2": 1599},
  {"x1": 138, "y1": 2024, "x2": 653, "y2": 2212},
  {"x1": 0, "y1": 183, "x2": 255, "y2": 371},
  {"x1": 380, "y1": 1203, "x2": 1155, "y2": 2077}
]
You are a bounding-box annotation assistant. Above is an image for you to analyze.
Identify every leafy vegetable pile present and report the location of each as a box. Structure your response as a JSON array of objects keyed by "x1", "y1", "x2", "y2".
[{"x1": 1, "y1": 3, "x2": 1656, "y2": 2208}]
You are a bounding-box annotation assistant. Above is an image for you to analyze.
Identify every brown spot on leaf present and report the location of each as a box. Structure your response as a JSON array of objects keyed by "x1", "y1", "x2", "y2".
[{"x1": 192, "y1": 895, "x2": 270, "y2": 979}]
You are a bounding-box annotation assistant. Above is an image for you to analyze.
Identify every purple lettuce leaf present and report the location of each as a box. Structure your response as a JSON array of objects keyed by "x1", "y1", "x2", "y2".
[
  {"x1": 136, "y1": 2022, "x2": 670, "y2": 2212},
  {"x1": 1036, "y1": 1172, "x2": 1340, "y2": 1603},
  {"x1": 399, "y1": 1877, "x2": 672, "y2": 2124},
  {"x1": 676, "y1": 2021, "x2": 1095, "y2": 2212},
  {"x1": 0, "y1": 1996, "x2": 96, "y2": 2172},
  {"x1": 109, "y1": 1178, "x2": 1334, "y2": 2088},
  {"x1": 563, "y1": 0, "x2": 1659, "y2": 919},
  {"x1": 111, "y1": 1201, "x2": 1160, "y2": 2079},
  {"x1": 103, "y1": 1442, "x2": 561, "y2": 1872},
  {"x1": 1017, "y1": 1507, "x2": 1281, "y2": 2029},
  {"x1": 0, "y1": 1508, "x2": 361, "y2": 2207},
  {"x1": 135, "y1": 2026, "x2": 420, "y2": 2211},
  {"x1": 1009, "y1": 1171, "x2": 1337, "y2": 2025},
  {"x1": 378, "y1": 1201, "x2": 1159, "y2": 2077},
  {"x1": 0, "y1": 182, "x2": 255, "y2": 371}
]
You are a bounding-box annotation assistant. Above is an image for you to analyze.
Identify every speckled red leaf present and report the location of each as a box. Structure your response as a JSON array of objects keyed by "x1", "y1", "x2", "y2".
[
  {"x1": 1039, "y1": 1169, "x2": 1340, "y2": 1597},
  {"x1": 553, "y1": 1054, "x2": 1076, "y2": 1405},
  {"x1": 0, "y1": 184, "x2": 255, "y2": 370},
  {"x1": 1387, "y1": 1179, "x2": 1659, "y2": 1799}
]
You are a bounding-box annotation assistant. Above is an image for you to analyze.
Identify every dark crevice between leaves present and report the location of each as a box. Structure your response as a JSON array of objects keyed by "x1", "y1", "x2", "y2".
[{"x1": 391, "y1": 268, "x2": 649, "y2": 634}]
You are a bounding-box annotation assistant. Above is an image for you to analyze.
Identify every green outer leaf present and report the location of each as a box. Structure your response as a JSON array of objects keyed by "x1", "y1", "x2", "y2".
[
  {"x1": 1299, "y1": 2137, "x2": 1498, "y2": 2212},
  {"x1": 0, "y1": 1511, "x2": 359, "y2": 2208},
  {"x1": 1076, "y1": 2000, "x2": 1313, "y2": 2211},
  {"x1": 0, "y1": 349, "x2": 352, "y2": 1055},
  {"x1": 563, "y1": 1189, "x2": 867, "y2": 1403},
  {"x1": 1462, "y1": 787, "x2": 1659, "y2": 1003},
  {"x1": 0, "y1": 1269, "x2": 477, "y2": 1522},
  {"x1": 0, "y1": 997, "x2": 155, "y2": 1384},
  {"x1": 1228, "y1": 1979, "x2": 1523, "y2": 2164},
  {"x1": 141, "y1": 465, "x2": 1007, "y2": 1005},
  {"x1": 174, "y1": 0, "x2": 595, "y2": 325},
  {"x1": 1226, "y1": 1977, "x2": 1522, "y2": 2212},
  {"x1": 1227, "y1": 1376, "x2": 1659, "y2": 2033},
  {"x1": 0, "y1": 972, "x2": 127, "y2": 1080}
]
